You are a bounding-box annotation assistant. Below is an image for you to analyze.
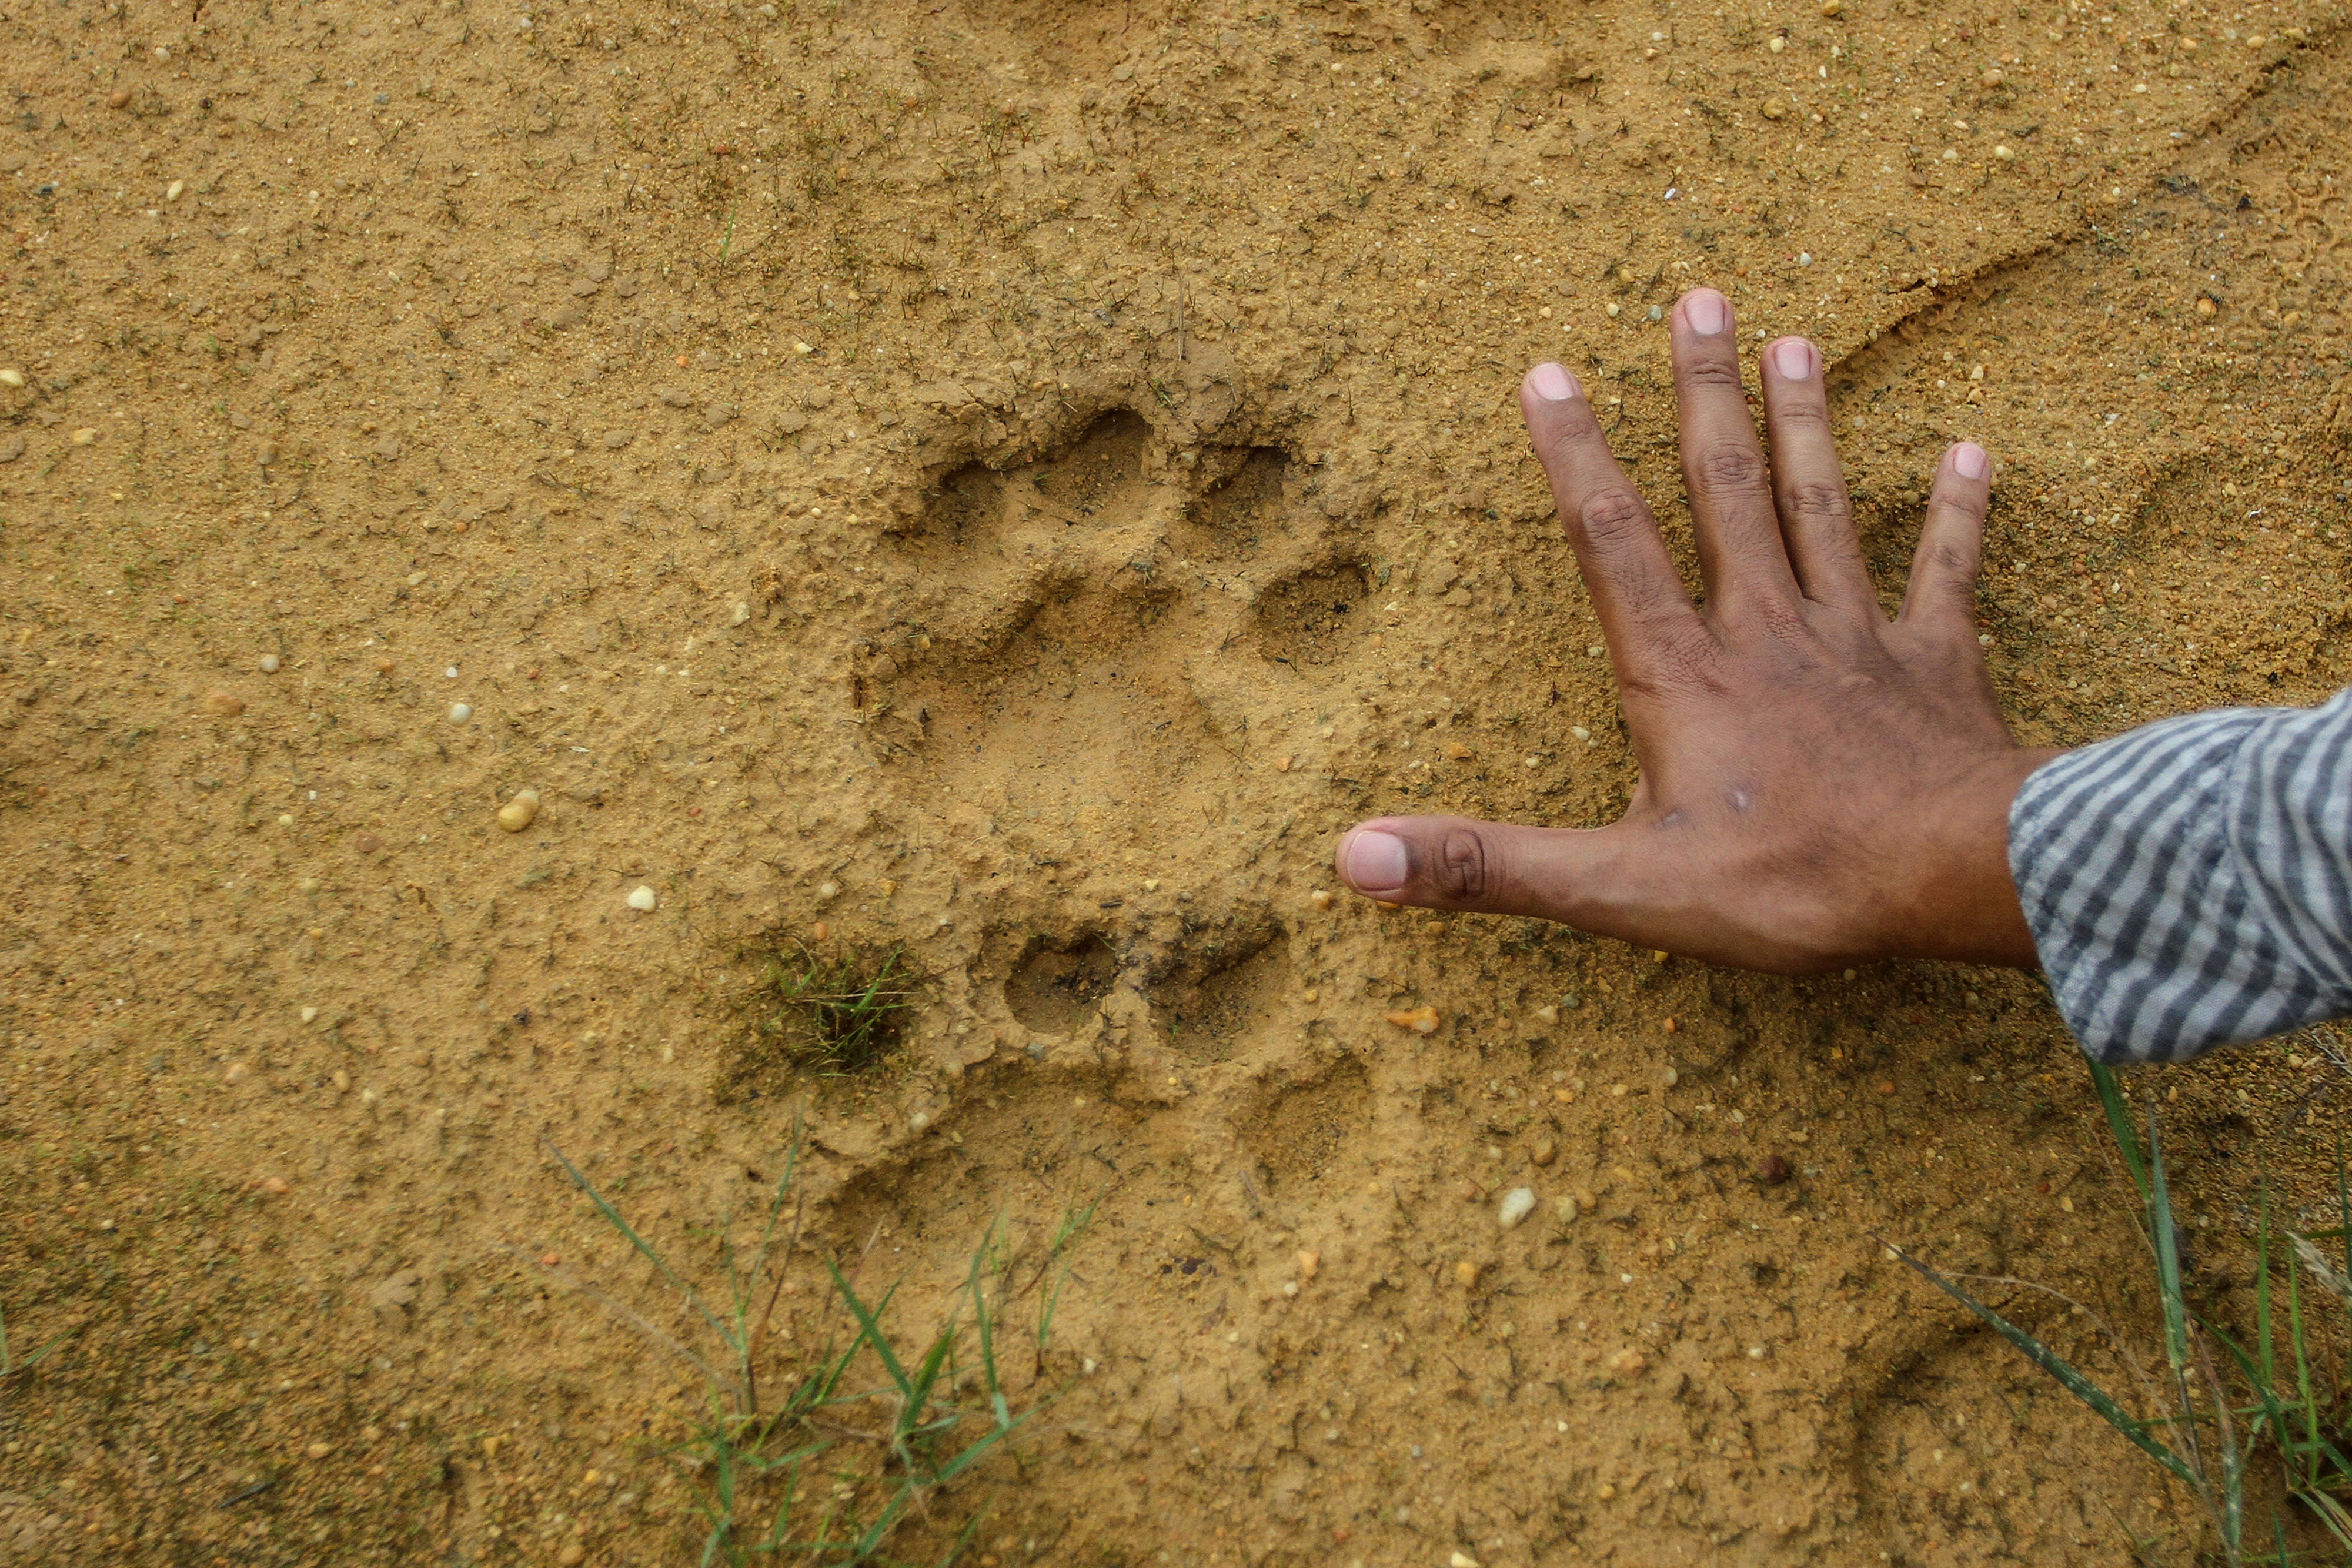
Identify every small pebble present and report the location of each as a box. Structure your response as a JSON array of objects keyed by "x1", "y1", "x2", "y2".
[
  {"x1": 0, "y1": 369, "x2": 22, "y2": 388},
  {"x1": 1384, "y1": 1005, "x2": 1441, "y2": 1034},
  {"x1": 330, "y1": 1069, "x2": 349, "y2": 1091},
  {"x1": 1662, "y1": 1066, "x2": 1679, "y2": 1087},
  {"x1": 2197, "y1": 296, "x2": 2219, "y2": 317},
  {"x1": 1296, "y1": 1248, "x2": 1320, "y2": 1281},
  {"x1": 305, "y1": 1441, "x2": 332, "y2": 1460},
  {"x1": 1530, "y1": 1139, "x2": 1557, "y2": 1167},
  {"x1": 300, "y1": 1005, "x2": 319, "y2": 1024},
  {"x1": 1993, "y1": 144, "x2": 2016, "y2": 161},
  {"x1": 355, "y1": 832, "x2": 383, "y2": 855},
  {"x1": 1606, "y1": 1348, "x2": 1648, "y2": 1376},
  {"x1": 816, "y1": 880, "x2": 841, "y2": 903},
  {"x1": 1982, "y1": 67, "x2": 2005, "y2": 85},
  {"x1": 109, "y1": 87, "x2": 133, "y2": 108},
  {"x1": 166, "y1": 179, "x2": 184, "y2": 201},
  {"x1": 557, "y1": 1546, "x2": 587, "y2": 1568},
  {"x1": 1819, "y1": 0, "x2": 1842, "y2": 15},
  {"x1": 1451, "y1": 1555, "x2": 1483, "y2": 1568},
  {"x1": 260, "y1": 654, "x2": 282, "y2": 673},
  {"x1": 626, "y1": 885, "x2": 657, "y2": 912},
  {"x1": 224, "y1": 1061, "x2": 252, "y2": 1084},
  {"x1": 71, "y1": 427, "x2": 97, "y2": 445},
  {"x1": 447, "y1": 702, "x2": 473, "y2": 723},
  {"x1": 1553, "y1": 1195, "x2": 1580, "y2": 1223},
  {"x1": 1309, "y1": 889, "x2": 1333, "y2": 910},
  {"x1": 1454, "y1": 1259, "x2": 1481, "y2": 1290},
  {"x1": 259, "y1": 1175, "x2": 289, "y2": 1195},
  {"x1": 497, "y1": 788, "x2": 541, "y2": 833},
  {"x1": 811, "y1": 921, "x2": 830, "y2": 941},
  {"x1": 199, "y1": 689, "x2": 245, "y2": 717},
  {"x1": 1497, "y1": 1187, "x2": 1536, "y2": 1230},
  {"x1": 1756, "y1": 1154, "x2": 1794, "y2": 1185}
]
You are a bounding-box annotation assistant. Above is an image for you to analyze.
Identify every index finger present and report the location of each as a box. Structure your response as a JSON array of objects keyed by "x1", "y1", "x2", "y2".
[{"x1": 1518, "y1": 362, "x2": 1703, "y2": 664}]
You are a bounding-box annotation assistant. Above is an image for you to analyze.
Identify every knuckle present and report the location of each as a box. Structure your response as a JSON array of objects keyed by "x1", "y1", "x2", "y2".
[
  {"x1": 1576, "y1": 487, "x2": 1652, "y2": 549},
  {"x1": 1770, "y1": 396, "x2": 1830, "y2": 429},
  {"x1": 1923, "y1": 538, "x2": 1979, "y2": 583},
  {"x1": 1678, "y1": 356, "x2": 1745, "y2": 392},
  {"x1": 1435, "y1": 826, "x2": 1498, "y2": 904},
  {"x1": 1693, "y1": 443, "x2": 1765, "y2": 494},
  {"x1": 1785, "y1": 479, "x2": 1852, "y2": 524}
]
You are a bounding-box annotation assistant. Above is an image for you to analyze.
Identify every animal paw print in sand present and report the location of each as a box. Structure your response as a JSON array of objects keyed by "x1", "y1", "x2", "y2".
[{"x1": 878, "y1": 409, "x2": 1368, "y2": 844}]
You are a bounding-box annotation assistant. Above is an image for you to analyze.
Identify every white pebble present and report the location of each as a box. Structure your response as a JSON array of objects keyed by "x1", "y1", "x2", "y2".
[
  {"x1": 626, "y1": 885, "x2": 657, "y2": 911},
  {"x1": 0, "y1": 369, "x2": 22, "y2": 388},
  {"x1": 300, "y1": 1006, "x2": 319, "y2": 1024},
  {"x1": 447, "y1": 703, "x2": 473, "y2": 723},
  {"x1": 816, "y1": 880, "x2": 841, "y2": 902},
  {"x1": 1498, "y1": 1186, "x2": 1537, "y2": 1230},
  {"x1": 166, "y1": 179, "x2": 185, "y2": 201},
  {"x1": 260, "y1": 654, "x2": 282, "y2": 673},
  {"x1": 730, "y1": 601, "x2": 751, "y2": 626}
]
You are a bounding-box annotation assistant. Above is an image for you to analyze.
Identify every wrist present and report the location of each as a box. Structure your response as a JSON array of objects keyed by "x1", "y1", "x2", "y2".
[{"x1": 1873, "y1": 747, "x2": 2062, "y2": 967}]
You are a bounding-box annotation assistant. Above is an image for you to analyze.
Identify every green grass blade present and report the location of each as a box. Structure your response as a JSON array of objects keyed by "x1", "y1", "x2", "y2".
[
  {"x1": 2090, "y1": 1060, "x2": 2153, "y2": 1203},
  {"x1": 546, "y1": 1139, "x2": 731, "y2": 1345},
  {"x1": 1882, "y1": 1240, "x2": 2199, "y2": 1486},
  {"x1": 2290, "y1": 1246, "x2": 2322, "y2": 1490},
  {"x1": 824, "y1": 1261, "x2": 915, "y2": 1399},
  {"x1": 2257, "y1": 1181, "x2": 2278, "y2": 1398},
  {"x1": 930, "y1": 1415, "x2": 1031, "y2": 1485},
  {"x1": 2145, "y1": 1109, "x2": 2192, "y2": 1381},
  {"x1": 2203, "y1": 1314, "x2": 2302, "y2": 1458},
  {"x1": 903, "y1": 1328, "x2": 958, "y2": 1446},
  {"x1": 968, "y1": 1222, "x2": 1011, "y2": 1431}
]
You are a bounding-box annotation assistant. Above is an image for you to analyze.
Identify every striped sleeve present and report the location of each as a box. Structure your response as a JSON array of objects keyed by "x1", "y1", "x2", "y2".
[{"x1": 2007, "y1": 688, "x2": 2352, "y2": 1064}]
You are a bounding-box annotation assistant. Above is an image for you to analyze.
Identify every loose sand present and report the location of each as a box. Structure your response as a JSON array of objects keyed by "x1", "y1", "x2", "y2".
[{"x1": 4, "y1": 1, "x2": 2351, "y2": 1563}]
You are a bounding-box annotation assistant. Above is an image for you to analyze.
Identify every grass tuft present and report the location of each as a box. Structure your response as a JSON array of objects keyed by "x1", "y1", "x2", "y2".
[
  {"x1": 542, "y1": 1133, "x2": 1084, "y2": 1564},
  {"x1": 1890, "y1": 1059, "x2": 2352, "y2": 1563},
  {"x1": 730, "y1": 935, "x2": 916, "y2": 1084}
]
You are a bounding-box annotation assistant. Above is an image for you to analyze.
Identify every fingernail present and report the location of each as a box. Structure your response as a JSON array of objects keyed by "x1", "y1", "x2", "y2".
[
  {"x1": 1528, "y1": 362, "x2": 1580, "y2": 402},
  {"x1": 1954, "y1": 441, "x2": 1989, "y2": 480},
  {"x1": 1771, "y1": 337, "x2": 1819, "y2": 380},
  {"x1": 1684, "y1": 288, "x2": 1730, "y2": 336},
  {"x1": 1340, "y1": 829, "x2": 1410, "y2": 893}
]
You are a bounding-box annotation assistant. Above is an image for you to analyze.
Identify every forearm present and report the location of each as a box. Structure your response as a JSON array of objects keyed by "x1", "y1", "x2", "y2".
[{"x1": 2009, "y1": 690, "x2": 2352, "y2": 1063}]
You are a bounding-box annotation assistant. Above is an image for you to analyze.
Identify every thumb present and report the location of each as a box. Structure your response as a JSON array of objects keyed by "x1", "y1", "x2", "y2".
[{"x1": 1334, "y1": 816, "x2": 1623, "y2": 922}]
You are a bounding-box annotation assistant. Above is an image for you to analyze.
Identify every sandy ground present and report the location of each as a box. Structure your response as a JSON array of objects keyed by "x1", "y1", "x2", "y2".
[{"x1": 5, "y1": 0, "x2": 2352, "y2": 1563}]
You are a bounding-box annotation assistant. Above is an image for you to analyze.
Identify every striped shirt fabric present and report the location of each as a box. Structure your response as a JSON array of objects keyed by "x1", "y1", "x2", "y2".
[{"x1": 2008, "y1": 687, "x2": 2352, "y2": 1063}]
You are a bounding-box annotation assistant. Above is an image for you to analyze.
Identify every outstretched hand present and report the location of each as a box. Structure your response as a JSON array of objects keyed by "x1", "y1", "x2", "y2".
[{"x1": 1334, "y1": 287, "x2": 2056, "y2": 972}]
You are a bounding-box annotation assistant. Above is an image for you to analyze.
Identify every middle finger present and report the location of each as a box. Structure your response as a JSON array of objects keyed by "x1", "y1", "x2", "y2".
[{"x1": 1671, "y1": 289, "x2": 1799, "y2": 613}]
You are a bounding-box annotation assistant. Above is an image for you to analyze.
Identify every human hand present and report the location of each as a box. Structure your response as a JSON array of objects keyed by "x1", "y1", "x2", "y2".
[{"x1": 1333, "y1": 287, "x2": 2056, "y2": 972}]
